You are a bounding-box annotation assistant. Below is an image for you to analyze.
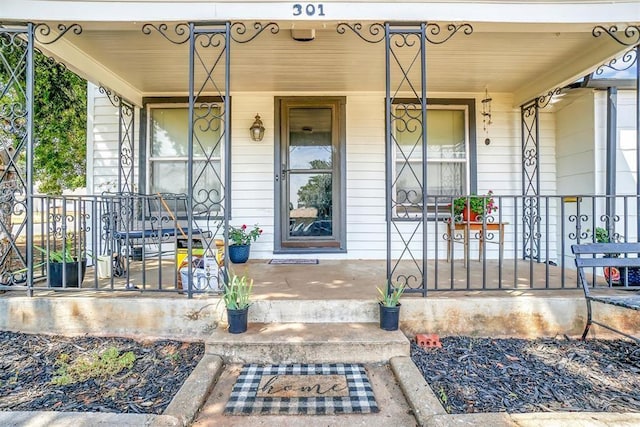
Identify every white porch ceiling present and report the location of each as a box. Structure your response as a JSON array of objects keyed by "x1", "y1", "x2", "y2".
[{"x1": 44, "y1": 21, "x2": 631, "y2": 106}]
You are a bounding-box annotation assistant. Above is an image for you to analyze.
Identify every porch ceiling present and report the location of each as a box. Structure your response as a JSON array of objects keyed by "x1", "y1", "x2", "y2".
[{"x1": 45, "y1": 21, "x2": 628, "y2": 106}]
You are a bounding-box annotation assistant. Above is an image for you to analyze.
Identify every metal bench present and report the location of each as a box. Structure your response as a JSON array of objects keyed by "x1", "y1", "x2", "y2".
[{"x1": 572, "y1": 243, "x2": 640, "y2": 342}]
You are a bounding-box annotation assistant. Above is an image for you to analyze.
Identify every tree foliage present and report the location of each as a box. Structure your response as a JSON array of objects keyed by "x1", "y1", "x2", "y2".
[
  {"x1": 297, "y1": 160, "x2": 332, "y2": 218},
  {"x1": 1, "y1": 40, "x2": 86, "y2": 195}
]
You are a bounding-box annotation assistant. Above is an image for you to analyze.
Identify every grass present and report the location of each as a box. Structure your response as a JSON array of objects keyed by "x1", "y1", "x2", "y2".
[{"x1": 51, "y1": 346, "x2": 136, "y2": 386}]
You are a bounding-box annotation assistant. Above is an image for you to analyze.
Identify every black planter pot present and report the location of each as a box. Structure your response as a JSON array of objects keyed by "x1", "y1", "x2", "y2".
[
  {"x1": 379, "y1": 303, "x2": 401, "y2": 331},
  {"x1": 228, "y1": 244, "x2": 250, "y2": 264},
  {"x1": 48, "y1": 259, "x2": 87, "y2": 288},
  {"x1": 227, "y1": 306, "x2": 249, "y2": 334}
]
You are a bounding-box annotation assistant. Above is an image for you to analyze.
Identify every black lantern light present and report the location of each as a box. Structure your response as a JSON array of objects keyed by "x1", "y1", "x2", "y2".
[{"x1": 249, "y1": 114, "x2": 265, "y2": 142}]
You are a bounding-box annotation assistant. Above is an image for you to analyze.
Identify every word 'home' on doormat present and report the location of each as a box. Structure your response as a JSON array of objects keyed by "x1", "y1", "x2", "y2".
[{"x1": 224, "y1": 363, "x2": 379, "y2": 415}]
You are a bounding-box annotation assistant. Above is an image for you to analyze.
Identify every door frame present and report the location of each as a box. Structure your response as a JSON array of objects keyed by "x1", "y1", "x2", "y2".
[{"x1": 274, "y1": 96, "x2": 347, "y2": 253}]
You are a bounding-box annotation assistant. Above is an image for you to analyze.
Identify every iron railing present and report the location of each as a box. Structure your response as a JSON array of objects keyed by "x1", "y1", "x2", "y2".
[{"x1": 0, "y1": 193, "x2": 637, "y2": 296}]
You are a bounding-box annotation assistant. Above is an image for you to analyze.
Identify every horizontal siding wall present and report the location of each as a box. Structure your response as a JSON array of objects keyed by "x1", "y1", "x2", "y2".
[
  {"x1": 230, "y1": 91, "x2": 550, "y2": 260},
  {"x1": 88, "y1": 82, "x2": 140, "y2": 194},
  {"x1": 91, "y1": 89, "x2": 558, "y2": 260}
]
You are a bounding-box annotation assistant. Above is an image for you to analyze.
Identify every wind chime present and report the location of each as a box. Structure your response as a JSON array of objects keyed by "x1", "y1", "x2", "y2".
[{"x1": 481, "y1": 87, "x2": 492, "y2": 145}]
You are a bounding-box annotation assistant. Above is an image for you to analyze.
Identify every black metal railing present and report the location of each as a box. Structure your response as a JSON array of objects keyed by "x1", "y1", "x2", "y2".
[
  {"x1": 0, "y1": 193, "x2": 223, "y2": 296},
  {"x1": 1, "y1": 193, "x2": 638, "y2": 296},
  {"x1": 389, "y1": 194, "x2": 640, "y2": 293}
]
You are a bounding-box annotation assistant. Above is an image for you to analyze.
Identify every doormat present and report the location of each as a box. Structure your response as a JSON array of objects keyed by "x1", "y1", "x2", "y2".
[
  {"x1": 268, "y1": 259, "x2": 319, "y2": 265},
  {"x1": 224, "y1": 363, "x2": 378, "y2": 415}
]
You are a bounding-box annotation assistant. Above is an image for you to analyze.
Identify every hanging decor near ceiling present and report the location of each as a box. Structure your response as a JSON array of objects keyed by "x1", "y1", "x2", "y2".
[{"x1": 481, "y1": 87, "x2": 492, "y2": 145}]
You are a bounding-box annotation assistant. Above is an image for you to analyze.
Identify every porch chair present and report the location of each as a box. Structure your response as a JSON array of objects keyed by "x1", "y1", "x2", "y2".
[{"x1": 101, "y1": 192, "x2": 209, "y2": 275}]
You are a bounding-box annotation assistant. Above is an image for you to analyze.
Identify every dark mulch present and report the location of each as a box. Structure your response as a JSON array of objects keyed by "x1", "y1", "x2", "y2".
[
  {"x1": 412, "y1": 337, "x2": 640, "y2": 414},
  {"x1": 0, "y1": 331, "x2": 204, "y2": 413}
]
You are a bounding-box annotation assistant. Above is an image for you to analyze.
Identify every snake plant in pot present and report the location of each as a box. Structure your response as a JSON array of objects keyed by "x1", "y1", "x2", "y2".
[
  {"x1": 222, "y1": 272, "x2": 253, "y2": 333},
  {"x1": 34, "y1": 242, "x2": 87, "y2": 288},
  {"x1": 377, "y1": 282, "x2": 406, "y2": 331}
]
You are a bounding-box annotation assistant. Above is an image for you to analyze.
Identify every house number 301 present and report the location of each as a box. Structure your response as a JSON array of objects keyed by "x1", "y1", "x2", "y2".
[{"x1": 292, "y1": 3, "x2": 325, "y2": 16}]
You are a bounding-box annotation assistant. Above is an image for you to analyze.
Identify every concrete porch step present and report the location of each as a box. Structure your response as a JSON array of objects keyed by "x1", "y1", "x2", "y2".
[{"x1": 206, "y1": 322, "x2": 410, "y2": 364}]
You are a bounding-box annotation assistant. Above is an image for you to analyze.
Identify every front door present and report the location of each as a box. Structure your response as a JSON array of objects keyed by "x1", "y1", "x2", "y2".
[{"x1": 275, "y1": 97, "x2": 345, "y2": 251}]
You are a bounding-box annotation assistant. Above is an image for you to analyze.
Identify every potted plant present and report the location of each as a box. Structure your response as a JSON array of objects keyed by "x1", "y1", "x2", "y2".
[
  {"x1": 34, "y1": 241, "x2": 87, "y2": 288},
  {"x1": 593, "y1": 226, "x2": 640, "y2": 286},
  {"x1": 377, "y1": 281, "x2": 406, "y2": 331},
  {"x1": 228, "y1": 224, "x2": 263, "y2": 263},
  {"x1": 452, "y1": 191, "x2": 497, "y2": 222},
  {"x1": 222, "y1": 272, "x2": 253, "y2": 334}
]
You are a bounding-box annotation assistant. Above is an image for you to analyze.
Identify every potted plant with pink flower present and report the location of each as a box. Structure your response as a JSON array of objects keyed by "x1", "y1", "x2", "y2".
[
  {"x1": 228, "y1": 224, "x2": 263, "y2": 263},
  {"x1": 452, "y1": 191, "x2": 498, "y2": 222}
]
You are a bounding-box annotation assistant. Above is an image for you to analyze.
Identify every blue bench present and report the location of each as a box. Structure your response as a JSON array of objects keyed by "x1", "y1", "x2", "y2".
[{"x1": 572, "y1": 243, "x2": 640, "y2": 342}]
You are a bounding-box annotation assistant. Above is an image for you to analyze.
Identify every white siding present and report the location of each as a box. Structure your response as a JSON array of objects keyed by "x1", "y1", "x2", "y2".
[
  {"x1": 87, "y1": 82, "x2": 140, "y2": 194},
  {"x1": 90, "y1": 89, "x2": 555, "y2": 260},
  {"x1": 556, "y1": 90, "x2": 596, "y2": 195}
]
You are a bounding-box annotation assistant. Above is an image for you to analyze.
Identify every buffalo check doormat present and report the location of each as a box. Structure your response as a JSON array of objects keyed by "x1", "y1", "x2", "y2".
[{"x1": 224, "y1": 363, "x2": 379, "y2": 415}]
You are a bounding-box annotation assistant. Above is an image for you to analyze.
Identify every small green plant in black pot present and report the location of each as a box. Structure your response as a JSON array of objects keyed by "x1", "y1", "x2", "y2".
[
  {"x1": 222, "y1": 272, "x2": 253, "y2": 334},
  {"x1": 34, "y1": 241, "x2": 87, "y2": 288},
  {"x1": 377, "y1": 282, "x2": 405, "y2": 331}
]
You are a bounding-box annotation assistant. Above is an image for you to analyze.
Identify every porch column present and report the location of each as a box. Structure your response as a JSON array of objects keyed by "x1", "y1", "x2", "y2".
[
  {"x1": 0, "y1": 25, "x2": 34, "y2": 290},
  {"x1": 338, "y1": 22, "x2": 472, "y2": 296},
  {"x1": 592, "y1": 25, "x2": 640, "y2": 239},
  {"x1": 520, "y1": 99, "x2": 541, "y2": 263},
  {"x1": 605, "y1": 87, "x2": 617, "y2": 229}
]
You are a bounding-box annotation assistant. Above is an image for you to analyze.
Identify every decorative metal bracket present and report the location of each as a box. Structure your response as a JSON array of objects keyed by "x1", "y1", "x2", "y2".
[
  {"x1": 592, "y1": 25, "x2": 640, "y2": 47},
  {"x1": 535, "y1": 87, "x2": 562, "y2": 109},
  {"x1": 425, "y1": 23, "x2": 473, "y2": 45},
  {"x1": 337, "y1": 23, "x2": 385, "y2": 43},
  {"x1": 33, "y1": 23, "x2": 82, "y2": 45},
  {"x1": 142, "y1": 23, "x2": 190, "y2": 44},
  {"x1": 595, "y1": 48, "x2": 637, "y2": 75},
  {"x1": 337, "y1": 22, "x2": 473, "y2": 44},
  {"x1": 230, "y1": 22, "x2": 279, "y2": 43},
  {"x1": 98, "y1": 85, "x2": 122, "y2": 108},
  {"x1": 143, "y1": 22, "x2": 279, "y2": 44}
]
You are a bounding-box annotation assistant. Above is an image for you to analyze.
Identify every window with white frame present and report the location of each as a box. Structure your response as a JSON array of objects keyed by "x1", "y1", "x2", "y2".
[
  {"x1": 148, "y1": 104, "x2": 223, "y2": 215},
  {"x1": 394, "y1": 102, "x2": 471, "y2": 217}
]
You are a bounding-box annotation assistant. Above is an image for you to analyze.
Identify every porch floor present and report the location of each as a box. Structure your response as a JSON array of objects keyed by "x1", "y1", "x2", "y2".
[{"x1": 21, "y1": 258, "x2": 584, "y2": 299}]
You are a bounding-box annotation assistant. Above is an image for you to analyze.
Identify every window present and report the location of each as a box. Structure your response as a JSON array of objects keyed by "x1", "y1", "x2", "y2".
[
  {"x1": 394, "y1": 100, "x2": 474, "y2": 217},
  {"x1": 148, "y1": 104, "x2": 223, "y2": 215}
]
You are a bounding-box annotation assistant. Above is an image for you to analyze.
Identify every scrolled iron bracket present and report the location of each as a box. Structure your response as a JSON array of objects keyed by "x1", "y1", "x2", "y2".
[
  {"x1": 33, "y1": 46, "x2": 68, "y2": 72},
  {"x1": 595, "y1": 48, "x2": 638, "y2": 75},
  {"x1": 230, "y1": 22, "x2": 279, "y2": 43},
  {"x1": 592, "y1": 25, "x2": 640, "y2": 47},
  {"x1": 336, "y1": 23, "x2": 385, "y2": 44},
  {"x1": 536, "y1": 87, "x2": 562, "y2": 109},
  {"x1": 425, "y1": 23, "x2": 473, "y2": 45},
  {"x1": 98, "y1": 85, "x2": 121, "y2": 108},
  {"x1": 142, "y1": 23, "x2": 190, "y2": 45},
  {"x1": 33, "y1": 23, "x2": 82, "y2": 45}
]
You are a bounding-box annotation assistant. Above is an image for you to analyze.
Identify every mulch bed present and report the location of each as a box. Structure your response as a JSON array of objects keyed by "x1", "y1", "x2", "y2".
[
  {"x1": 0, "y1": 331, "x2": 204, "y2": 413},
  {"x1": 412, "y1": 337, "x2": 640, "y2": 414}
]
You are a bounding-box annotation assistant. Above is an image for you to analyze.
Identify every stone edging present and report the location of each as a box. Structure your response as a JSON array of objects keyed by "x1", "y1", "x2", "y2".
[{"x1": 164, "y1": 354, "x2": 224, "y2": 425}]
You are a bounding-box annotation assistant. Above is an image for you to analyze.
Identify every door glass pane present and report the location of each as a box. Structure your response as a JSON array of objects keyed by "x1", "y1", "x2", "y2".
[
  {"x1": 289, "y1": 172, "x2": 332, "y2": 237},
  {"x1": 289, "y1": 108, "x2": 332, "y2": 170}
]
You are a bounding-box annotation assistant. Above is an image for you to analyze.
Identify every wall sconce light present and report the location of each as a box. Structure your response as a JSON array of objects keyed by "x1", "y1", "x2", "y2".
[
  {"x1": 249, "y1": 114, "x2": 265, "y2": 142},
  {"x1": 481, "y1": 87, "x2": 492, "y2": 145}
]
